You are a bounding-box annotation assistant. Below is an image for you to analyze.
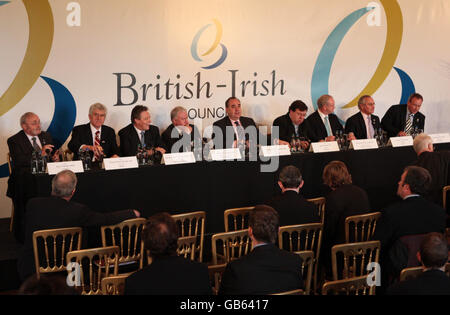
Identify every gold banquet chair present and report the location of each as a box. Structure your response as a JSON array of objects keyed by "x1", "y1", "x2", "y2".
[
  {"x1": 177, "y1": 235, "x2": 199, "y2": 261},
  {"x1": 400, "y1": 263, "x2": 450, "y2": 282},
  {"x1": 306, "y1": 197, "x2": 326, "y2": 224},
  {"x1": 271, "y1": 289, "x2": 304, "y2": 295},
  {"x1": 224, "y1": 206, "x2": 254, "y2": 232},
  {"x1": 322, "y1": 275, "x2": 373, "y2": 295},
  {"x1": 208, "y1": 263, "x2": 227, "y2": 295},
  {"x1": 33, "y1": 227, "x2": 82, "y2": 279},
  {"x1": 66, "y1": 246, "x2": 119, "y2": 295},
  {"x1": 101, "y1": 274, "x2": 130, "y2": 295},
  {"x1": 7, "y1": 152, "x2": 14, "y2": 232},
  {"x1": 278, "y1": 223, "x2": 323, "y2": 293},
  {"x1": 211, "y1": 230, "x2": 251, "y2": 265},
  {"x1": 345, "y1": 212, "x2": 381, "y2": 243},
  {"x1": 172, "y1": 211, "x2": 206, "y2": 262},
  {"x1": 443, "y1": 185, "x2": 450, "y2": 209},
  {"x1": 101, "y1": 218, "x2": 146, "y2": 271}
]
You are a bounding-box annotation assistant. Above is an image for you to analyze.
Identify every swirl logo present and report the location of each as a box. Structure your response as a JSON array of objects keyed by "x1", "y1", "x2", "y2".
[
  {"x1": 191, "y1": 19, "x2": 228, "y2": 70},
  {"x1": 311, "y1": 0, "x2": 415, "y2": 110},
  {"x1": 0, "y1": 0, "x2": 77, "y2": 177}
]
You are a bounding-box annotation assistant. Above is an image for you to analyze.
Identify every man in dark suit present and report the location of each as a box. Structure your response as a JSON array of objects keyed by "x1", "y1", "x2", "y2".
[
  {"x1": 381, "y1": 93, "x2": 425, "y2": 138},
  {"x1": 125, "y1": 212, "x2": 212, "y2": 295},
  {"x1": 212, "y1": 97, "x2": 258, "y2": 149},
  {"x1": 7, "y1": 112, "x2": 60, "y2": 170},
  {"x1": 306, "y1": 95, "x2": 355, "y2": 142},
  {"x1": 161, "y1": 106, "x2": 202, "y2": 153},
  {"x1": 272, "y1": 100, "x2": 312, "y2": 150},
  {"x1": 219, "y1": 205, "x2": 304, "y2": 295},
  {"x1": 68, "y1": 103, "x2": 120, "y2": 161},
  {"x1": 118, "y1": 105, "x2": 166, "y2": 157},
  {"x1": 387, "y1": 232, "x2": 450, "y2": 295},
  {"x1": 17, "y1": 170, "x2": 140, "y2": 282},
  {"x1": 266, "y1": 165, "x2": 320, "y2": 226},
  {"x1": 344, "y1": 95, "x2": 382, "y2": 139},
  {"x1": 373, "y1": 166, "x2": 446, "y2": 289}
]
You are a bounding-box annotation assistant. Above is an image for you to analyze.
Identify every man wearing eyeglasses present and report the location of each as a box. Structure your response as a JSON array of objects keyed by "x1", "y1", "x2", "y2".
[{"x1": 345, "y1": 95, "x2": 382, "y2": 139}]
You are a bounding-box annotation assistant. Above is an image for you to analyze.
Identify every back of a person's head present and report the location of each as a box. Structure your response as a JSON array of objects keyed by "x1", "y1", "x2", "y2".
[
  {"x1": 51, "y1": 170, "x2": 77, "y2": 198},
  {"x1": 279, "y1": 165, "x2": 302, "y2": 189},
  {"x1": 322, "y1": 160, "x2": 352, "y2": 189},
  {"x1": 413, "y1": 133, "x2": 432, "y2": 154},
  {"x1": 403, "y1": 166, "x2": 431, "y2": 195},
  {"x1": 143, "y1": 212, "x2": 178, "y2": 259},
  {"x1": 249, "y1": 205, "x2": 279, "y2": 244},
  {"x1": 18, "y1": 274, "x2": 78, "y2": 295},
  {"x1": 419, "y1": 232, "x2": 448, "y2": 269}
]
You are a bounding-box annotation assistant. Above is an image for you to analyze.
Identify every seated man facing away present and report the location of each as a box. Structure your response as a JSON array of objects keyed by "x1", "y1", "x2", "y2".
[
  {"x1": 387, "y1": 232, "x2": 450, "y2": 295},
  {"x1": 265, "y1": 165, "x2": 320, "y2": 226},
  {"x1": 219, "y1": 205, "x2": 304, "y2": 295},
  {"x1": 125, "y1": 212, "x2": 212, "y2": 295}
]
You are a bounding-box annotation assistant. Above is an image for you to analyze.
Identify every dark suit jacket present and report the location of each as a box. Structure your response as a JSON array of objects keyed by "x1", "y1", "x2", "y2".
[
  {"x1": 387, "y1": 269, "x2": 450, "y2": 295},
  {"x1": 344, "y1": 112, "x2": 381, "y2": 139},
  {"x1": 272, "y1": 113, "x2": 312, "y2": 142},
  {"x1": 125, "y1": 255, "x2": 212, "y2": 295},
  {"x1": 219, "y1": 243, "x2": 304, "y2": 295},
  {"x1": 212, "y1": 116, "x2": 258, "y2": 149},
  {"x1": 118, "y1": 124, "x2": 164, "y2": 156},
  {"x1": 161, "y1": 124, "x2": 202, "y2": 153},
  {"x1": 305, "y1": 110, "x2": 343, "y2": 142},
  {"x1": 381, "y1": 104, "x2": 425, "y2": 138},
  {"x1": 68, "y1": 123, "x2": 119, "y2": 160},
  {"x1": 265, "y1": 191, "x2": 320, "y2": 226},
  {"x1": 17, "y1": 196, "x2": 136, "y2": 281},
  {"x1": 7, "y1": 130, "x2": 55, "y2": 170}
]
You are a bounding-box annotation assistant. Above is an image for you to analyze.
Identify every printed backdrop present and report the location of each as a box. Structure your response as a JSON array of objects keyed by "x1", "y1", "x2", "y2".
[{"x1": 1, "y1": 0, "x2": 450, "y2": 218}]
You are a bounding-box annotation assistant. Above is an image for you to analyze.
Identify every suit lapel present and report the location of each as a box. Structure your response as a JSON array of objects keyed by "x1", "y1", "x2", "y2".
[
  {"x1": 357, "y1": 112, "x2": 368, "y2": 139},
  {"x1": 85, "y1": 124, "x2": 94, "y2": 145}
]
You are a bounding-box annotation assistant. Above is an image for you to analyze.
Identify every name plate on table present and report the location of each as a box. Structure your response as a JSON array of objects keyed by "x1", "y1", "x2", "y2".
[
  {"x1": 429, "y1": 133, "x2": 450, "y2": 144},
  {"x1": 162, "y1": 152, "x2": 196, "y2": 165},
  {"x1": 210, "y1": 148, "x2": 242, "y2": 161},
  {"x1": 103, "y1": 157, "x2": 138, "y2": 170},
  {"x1": 47, "y1": 161, "x2": 84, "y2": 175},
  {"x1": 388, "y1": 136, "x2": 413, "y2": 147},
  {"x1": 260, "y1": 145, "x2": 291, "y2": 157},
  {"x1": 349, "y1": 139, "x2": 379, "y2": 150},
  {"x1": 309, "y1": 141, "x2": 340, "y2": 153}
]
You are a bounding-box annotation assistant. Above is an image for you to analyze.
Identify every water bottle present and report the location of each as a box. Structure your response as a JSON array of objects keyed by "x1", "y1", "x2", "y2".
[
  {"x1": 30, "y1": 150, "x2": 38, "y2": 174},
  {"x1": 290, "y1": 134, "x2": 297, "y2": 153}
]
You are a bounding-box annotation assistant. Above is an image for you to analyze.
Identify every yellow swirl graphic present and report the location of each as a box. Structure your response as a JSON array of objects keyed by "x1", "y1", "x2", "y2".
[{"x1": 201, "y1": 19, "x2": 222, "y2": 57}]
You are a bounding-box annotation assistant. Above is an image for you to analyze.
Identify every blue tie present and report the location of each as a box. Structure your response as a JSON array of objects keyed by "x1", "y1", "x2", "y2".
[
  {"x1": 324, "y1": 116, "x2": 332, "y2": 137},
  {"x1": 140, "y1": 131, "x2": 145, "y2": 147}
]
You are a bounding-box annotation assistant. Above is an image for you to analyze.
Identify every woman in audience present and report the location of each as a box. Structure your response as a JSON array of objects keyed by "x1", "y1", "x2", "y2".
[{"x1": 321, "y1": 160, "x2": 371, "y2": 277}]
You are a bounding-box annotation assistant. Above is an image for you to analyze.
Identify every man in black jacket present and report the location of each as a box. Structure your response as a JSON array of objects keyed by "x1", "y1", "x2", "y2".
[
  {"x1": 344, "y1": 95, "x2": 381, "y2": 139},
  {"x1": 17, "y1": 170, "x2": 140, "y2": 282},
  {"x1": 219, "y1": 205, "x2": 304, "y2": 295}
]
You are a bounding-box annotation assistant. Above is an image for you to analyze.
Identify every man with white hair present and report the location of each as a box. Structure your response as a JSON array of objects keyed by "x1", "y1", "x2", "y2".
[
  {"x1": 17, "y1": 170, "x2": 140, "y2": 282},
  {"x1": 412, "y1": 133, "x2": 450, "y2": 206}
]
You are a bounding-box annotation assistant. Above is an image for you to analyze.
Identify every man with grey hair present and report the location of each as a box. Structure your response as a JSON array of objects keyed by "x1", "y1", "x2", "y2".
[
  {"x1": 68, "y1": 103, "x2": 119, "y2": 161},
  {"x1": 412, "y1": 133, "x2": 450, "y2": 207},
  {"x1": 344, "y1": 95, "x2": 382, "y2": 139},
  {"x1": 17, "y1": 170, "x2": 140, "y2": 282},
  {"x1": 265, "y1": 165, "x2": 320, "y2": 226},
  {"x1": 161, "y1": 106, "x2": 202, "y2": 153}
]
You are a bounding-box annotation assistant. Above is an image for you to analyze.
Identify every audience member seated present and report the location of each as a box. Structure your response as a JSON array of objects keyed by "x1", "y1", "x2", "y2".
[
  {"x1": 68, "y1": 103, "x2": 120, "y2": 161},
  {"x1": 17, "y1": 170, "x2": 139, "y2": 282},
  {"x1": 125, "y1": 212, "x2": 212, "y2": 295},
  {"x1": 118, "y1": 105, "x2": 166, "y2": 157},
  {"x1": 18, "y1": 274, "x2": 78, "y2": 295},
  {"x1": 265, "y1": 165, "x2": 320, "y2": 226},
  {"x1": 219, "y1": 205, "x2": 304, "y2": 295},
  {"x1": 344, "y1": 95, "x2": 382, "y2": 139},
  {"x1": 321, "y1": 160, "x2": 371, "y2": 276},
  {"x1": 373, "y1": 166, "x2": 446, "y2": 289},
  {"x1": 387, "y1": 232, "x2": 450, "y2": 295},
  {"x1": 412, "y1": 133, "x2": 450, "y2": 206}
]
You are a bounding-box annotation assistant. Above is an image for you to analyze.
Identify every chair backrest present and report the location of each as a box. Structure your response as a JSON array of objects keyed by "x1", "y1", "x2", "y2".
[
  {"x1": 172, "y1": 211, "x2": 206, "y2": 262},
  {"x1": 208, "y1": 264, "x2": 227, "y2": 295},
  {"x1": 7, "y1": 152, "x2": 12, "y2": 174},
  {"x1": 306, "y1": 197, "x2": 325, "y2": 224},
  {"x1": 101, "y1": 218, "x2": 146, "y2": 268},
  {"x1": 224, "y1": 206, "x2": 254, "y2": 232},
  {"x1": 331, "y1": 240, "x2": 380, "y2": 282},
  {"x1": 177, "y1": 235, "x2": 198, "y2": 261},
  {"x1": 322, "y1": 275, "x2": 373, "y2": 295},
  {"x1": 294, "y1": 250, "x2": 314, "y2": 295},
  {"x1": 101, "y1": 274, "x2": 129, "y2": 295},
  {"x1": 271, "y1": 289, "x2": 305, "y2": 295},
  {"x1": 66, "y1": 246, "x2": 119, "y2": 295},
  {"x1": 443, "y1": 185, "x2": 450, "y2": 209},
  {"x1": 345, "y1": 211, "x2": 381, "y2": 243},
  {"x1": 32, "y1": 227, "x2": 82, "y2": 279},
  {"x1": 400, "y1": 263, "x2": 450, "y2": 281},
  {"x1": 211, "y1": 230, "x2": 251, "y2": 265}
]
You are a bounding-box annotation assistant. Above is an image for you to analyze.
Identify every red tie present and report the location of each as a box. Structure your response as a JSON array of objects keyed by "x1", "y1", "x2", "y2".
[{"x1": 94, "y1": 131, "x2": 101, "y2": 160}]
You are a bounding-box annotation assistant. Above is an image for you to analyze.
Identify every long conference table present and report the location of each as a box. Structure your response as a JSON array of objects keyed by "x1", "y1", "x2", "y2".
[{"x1": 10, "y1": 143, "x2": 450, "y2": 245}]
